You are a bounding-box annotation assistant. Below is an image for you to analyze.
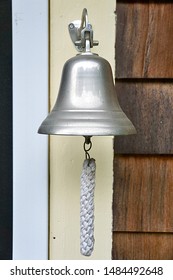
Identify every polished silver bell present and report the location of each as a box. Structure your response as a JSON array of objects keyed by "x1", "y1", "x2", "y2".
[
  {"x1": 38, "y1": 53, "x2": 136, "y2": 136},
  {"x1": 38, "y1": 52, "x2": 136, "y2": 136},
  {"x1": 38, "y1": 8, "x2": 136, "y2": 137}
]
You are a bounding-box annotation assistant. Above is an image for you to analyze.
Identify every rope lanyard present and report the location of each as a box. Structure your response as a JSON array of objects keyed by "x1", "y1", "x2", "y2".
[{"x1": 80, "y1": 137, "x2": 96, "y2": 256}]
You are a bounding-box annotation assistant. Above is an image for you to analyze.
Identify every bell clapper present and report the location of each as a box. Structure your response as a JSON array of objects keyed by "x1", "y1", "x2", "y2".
[{"x1": 83, "y1": 136, "x2": 92, "y2": 160}]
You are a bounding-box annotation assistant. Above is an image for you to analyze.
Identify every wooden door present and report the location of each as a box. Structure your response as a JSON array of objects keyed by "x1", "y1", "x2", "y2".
[{"x1": 112, "y1": 1, "x2": 173, "y2": 259}]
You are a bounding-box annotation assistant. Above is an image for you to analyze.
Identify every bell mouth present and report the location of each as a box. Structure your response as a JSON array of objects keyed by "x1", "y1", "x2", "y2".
[{"x1": 38, "y1": 109, "x2": 136, "y2": 136}]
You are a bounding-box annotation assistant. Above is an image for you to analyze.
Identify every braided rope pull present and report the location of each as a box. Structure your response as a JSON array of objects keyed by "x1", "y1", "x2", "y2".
[{"x1": 80, "y1": 158, "x2": 96, "y2": 256}]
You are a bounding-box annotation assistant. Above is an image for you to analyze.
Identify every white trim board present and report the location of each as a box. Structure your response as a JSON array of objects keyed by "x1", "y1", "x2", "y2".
[{"x1": 12, "y1": 0, "x2": 49, "y2": 259}]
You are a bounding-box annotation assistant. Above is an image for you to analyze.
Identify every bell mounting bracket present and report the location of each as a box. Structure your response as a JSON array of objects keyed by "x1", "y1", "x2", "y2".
[{"x1": 68, "y1": 8, "x2": 99, "y2": 53}]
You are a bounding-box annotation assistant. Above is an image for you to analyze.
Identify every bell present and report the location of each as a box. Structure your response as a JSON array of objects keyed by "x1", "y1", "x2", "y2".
[
  {"x1": 38, "y1": 9, "x2": 136, "y2": 137},
  {"x1": 38, "y1": 53, "x2": 136, "y2": 136}
]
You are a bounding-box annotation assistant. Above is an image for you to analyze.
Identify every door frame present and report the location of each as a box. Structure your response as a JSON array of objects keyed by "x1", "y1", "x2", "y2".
[{"x1": 12, "y1": 0, "x2": 49, "y2": 259}]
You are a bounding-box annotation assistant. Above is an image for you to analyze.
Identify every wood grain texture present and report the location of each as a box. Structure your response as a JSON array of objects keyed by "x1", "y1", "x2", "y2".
[
  {"x1": 116, "y1": 2, "x2": 173, "y2": 78},
  {"x1": 114, "y1": 81, "x2": 173, "y2": 154},
  {"x1": 113, "y1": 156, "x2": 173, "y2": 232},
  {"x1": 112, "y1": 232, "x2": 173, "y2": 260}
]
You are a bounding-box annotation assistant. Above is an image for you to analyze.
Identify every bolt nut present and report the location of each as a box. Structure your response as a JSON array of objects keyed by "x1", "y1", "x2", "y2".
[{"x1": 69, "y1": 23, "x2": 74, "y2": 29}]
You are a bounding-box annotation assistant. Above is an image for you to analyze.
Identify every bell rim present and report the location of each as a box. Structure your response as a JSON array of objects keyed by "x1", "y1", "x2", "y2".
[{"x1": 38, "y1": 109, "x2": 136, "y2": 136}]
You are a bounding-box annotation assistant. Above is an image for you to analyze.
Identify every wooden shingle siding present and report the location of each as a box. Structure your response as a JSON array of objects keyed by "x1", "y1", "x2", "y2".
[
  {"x1": 116, "y1": 2, "x2": 173, "y2": 78},
  {"x1": 113, "y1": 232, "x2": 173, "y2": 260},
  {"x1": 114, "y1": 81, "x2": 173, "y2": 154},
  {"x1": 113, "y1": 156, "x2": 173, "y2": 232},
  {"x1": 113, "y1": 0, "x2": 173, "y2": 259}
]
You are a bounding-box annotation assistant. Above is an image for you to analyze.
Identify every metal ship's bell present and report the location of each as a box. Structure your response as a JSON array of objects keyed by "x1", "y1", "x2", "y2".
[{"x1": 38, "y1": 9, "x2": 136, "y2": 136}]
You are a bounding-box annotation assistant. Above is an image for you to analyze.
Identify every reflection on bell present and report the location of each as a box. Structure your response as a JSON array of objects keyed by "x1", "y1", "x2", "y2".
[{"x1": 38, "y1": 53, "x2": 136, "y2": 136}]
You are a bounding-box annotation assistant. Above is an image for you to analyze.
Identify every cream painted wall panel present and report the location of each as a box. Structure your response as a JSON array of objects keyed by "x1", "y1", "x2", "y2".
[{"x1": 50, "y1": 0, "x2": 115, "y2": 259}]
